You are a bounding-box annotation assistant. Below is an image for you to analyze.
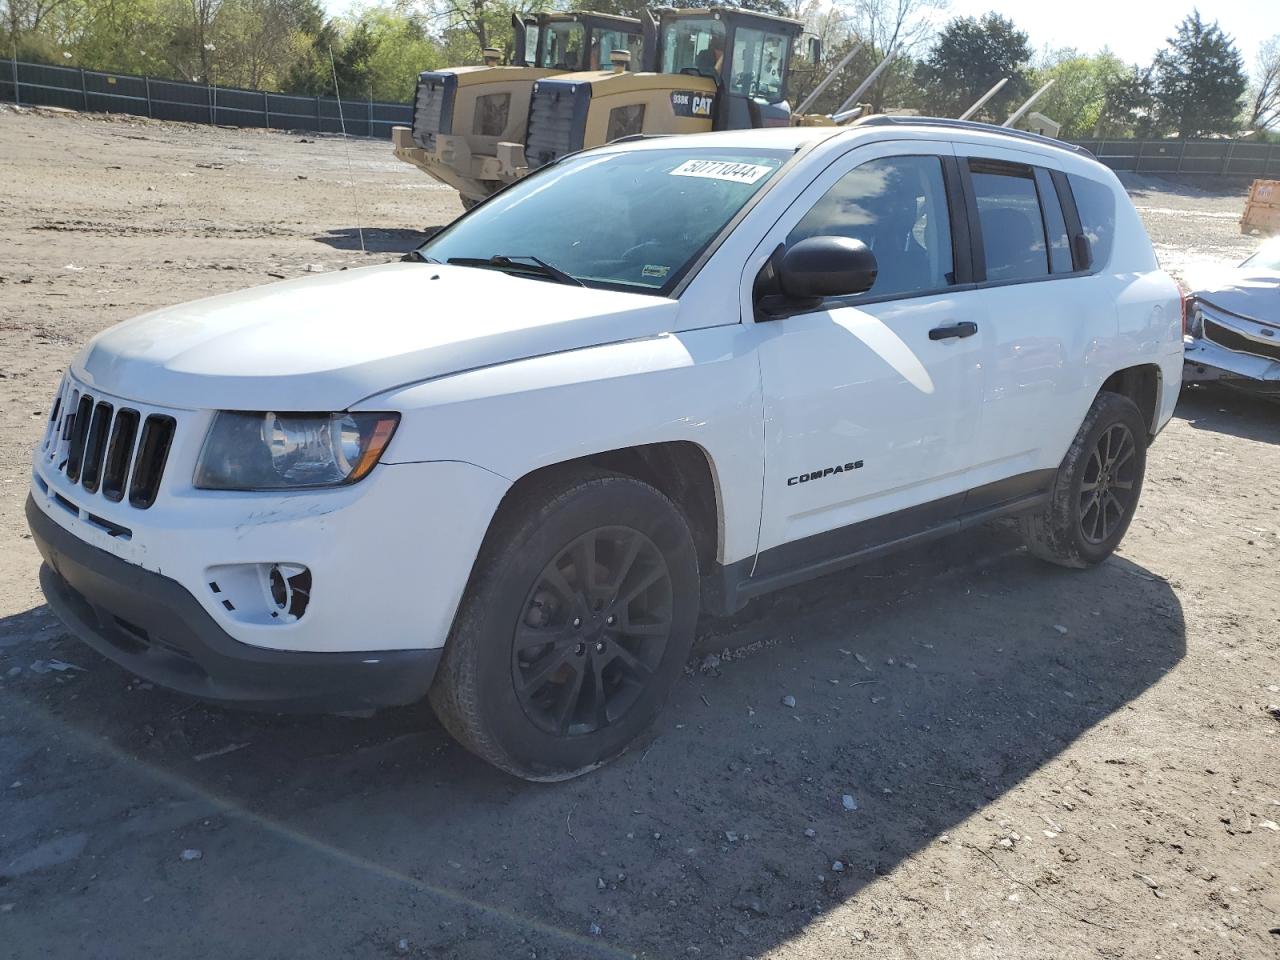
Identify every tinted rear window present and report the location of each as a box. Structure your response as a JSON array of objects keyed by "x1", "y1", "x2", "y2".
[
  {"x1": 1067, "y1": 174, "x2": 1116, "y2": 270},
  {"x1": 969, "y1": 160, "x2": 1049, "y2": 282}
]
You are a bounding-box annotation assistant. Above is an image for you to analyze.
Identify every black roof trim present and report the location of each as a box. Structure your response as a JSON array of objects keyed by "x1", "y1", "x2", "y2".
[{"x1": 856, "y1": 116, "x2": 1092, "y2": 157}]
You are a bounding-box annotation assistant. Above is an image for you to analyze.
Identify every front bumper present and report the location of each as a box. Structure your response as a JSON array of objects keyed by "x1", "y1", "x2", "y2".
[
  {"x1": 1184, "y1": 336, "x2": 1280, "y2": 393},
  {"x1": 28, "y1": 494, "x2": 440, "y2": 712}
]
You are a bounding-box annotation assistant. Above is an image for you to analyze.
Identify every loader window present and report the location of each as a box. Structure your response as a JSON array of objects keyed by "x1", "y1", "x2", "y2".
[
  {"x1": 594, "y1": 28, "x2": 642, "y2": 70},
  {"x1": 540, "y1": 22, "x2": 586, "y2": 70},
  {"x1": 661, "y1": 18, "x2": 727, "y2": 80},
  {"x1": 418, "y1": 146, "x2": 788, "y2": 294},
  {"x1": 730, "y1": 28, "x2": 789, "y2": 102},
  {"x1": 522, "y1": 24, "x2": 540, "y2": 66},
  {"x1": 607, "y1": 104, "x2": 646, "y2": 141}
]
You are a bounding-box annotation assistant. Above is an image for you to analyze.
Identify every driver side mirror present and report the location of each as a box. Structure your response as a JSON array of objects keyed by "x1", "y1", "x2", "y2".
[
  {"x1": 781, "y1": 235, "x2": 877, "y2": 296},
  {"x1": 755, "y1": 237, "x2": 878, "y2": 320}
]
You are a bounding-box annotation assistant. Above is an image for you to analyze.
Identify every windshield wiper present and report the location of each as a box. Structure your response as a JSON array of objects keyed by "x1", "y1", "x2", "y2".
[{"x1": 446, "y1": 254, "x2": 585, "y2": 287}]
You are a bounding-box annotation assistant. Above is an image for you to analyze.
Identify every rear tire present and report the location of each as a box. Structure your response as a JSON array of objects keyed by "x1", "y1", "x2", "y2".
[
  {"x1": 1020, "y1": 392, "x2": 1148, "y2": 568},
  {"x1": 429, "y1": 471, "x2": 699, "y2": 781}
]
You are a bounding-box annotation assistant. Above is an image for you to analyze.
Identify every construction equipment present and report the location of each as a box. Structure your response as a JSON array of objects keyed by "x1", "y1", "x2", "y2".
[
  {"x1": 394, "y1": 7, "x2": 898, "y2": 207},
  {"x1": 392, "y1": 10, "x2": 642, "y2": 207},
  {"x1": 479, "y1": 6, "x2": 809, "y2": 191},
  {"x1": 1241, "y1": 179, "x2": 1280, "y2": 235}
]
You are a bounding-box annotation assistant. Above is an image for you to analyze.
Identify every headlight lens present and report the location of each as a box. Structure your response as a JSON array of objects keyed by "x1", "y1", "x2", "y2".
[{"x1": 195, "y1": 411, "x2": 399, "y2": 490}]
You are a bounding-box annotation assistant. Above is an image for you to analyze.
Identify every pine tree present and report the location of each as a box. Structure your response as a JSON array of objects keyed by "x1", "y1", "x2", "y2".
[{"x1": 1151, "y1": 10, "x2": 1247, "y2": 138}]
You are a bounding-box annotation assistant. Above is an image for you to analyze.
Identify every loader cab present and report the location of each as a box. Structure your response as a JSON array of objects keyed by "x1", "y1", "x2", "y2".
[
  {"x1": 514, "y1": 12, "x2": 644, "y2": 72},
  {"x1": 523, "y1": 7, "x2": 803, "y2": 171},
  {"x1": 655, "y1": 9, "x2": 800, "y2": 130}
]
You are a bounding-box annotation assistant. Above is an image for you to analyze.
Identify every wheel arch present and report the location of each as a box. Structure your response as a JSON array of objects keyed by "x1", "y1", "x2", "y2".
[
  {"x1": 480, "y1": 440, "x2": 725, "y2": 578},
  {"x1": 1098, "y1": 363, "x2": 1162, "y2": 438}
]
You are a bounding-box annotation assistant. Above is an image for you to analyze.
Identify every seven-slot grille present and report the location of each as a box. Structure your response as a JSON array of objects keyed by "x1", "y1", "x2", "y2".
[{"x1": 41, "y1": 378, "x2": 175, "y2": 510}]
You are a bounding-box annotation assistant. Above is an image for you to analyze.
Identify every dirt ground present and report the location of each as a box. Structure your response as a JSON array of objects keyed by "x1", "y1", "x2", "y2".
[{"x1": 0, "y1": 106, "x2": 1277, "y2": 960}]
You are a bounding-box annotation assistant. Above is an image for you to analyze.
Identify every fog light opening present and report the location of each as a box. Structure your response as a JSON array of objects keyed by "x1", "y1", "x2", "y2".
[{"x1": 266, "y1": 563, "x2": 311, "y2": 621}]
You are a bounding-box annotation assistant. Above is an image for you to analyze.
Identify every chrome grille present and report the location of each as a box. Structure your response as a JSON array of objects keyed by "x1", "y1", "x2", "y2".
[{"x1": 41, "y1": 378, "x2": 175, "y2": 510}]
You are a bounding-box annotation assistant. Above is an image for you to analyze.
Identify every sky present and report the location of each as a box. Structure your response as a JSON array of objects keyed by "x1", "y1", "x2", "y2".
[
  {"x1": 323, "y1": 0, "x2": 1273, "y2": 73},
  {"x1": 939, "y1": 0, "x2": 1270, "y2": 68}
]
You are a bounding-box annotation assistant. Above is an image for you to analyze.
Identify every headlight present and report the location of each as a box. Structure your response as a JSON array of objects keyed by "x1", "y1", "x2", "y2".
[
  {"x1": 1188, "y1": 303, "x2": 1205, "y2": 338},
  {"x1": 195, "y1": 411, "x2": 399, "y2": 490}
]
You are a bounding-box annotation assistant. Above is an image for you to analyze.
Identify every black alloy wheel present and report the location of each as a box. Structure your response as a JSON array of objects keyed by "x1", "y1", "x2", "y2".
[
  {"x1": 513, "y1": 526, "x2": 673, "y2": 737},
  {"x1": 1078, "y1": 422, "x2": 1138, "y2": 545}
]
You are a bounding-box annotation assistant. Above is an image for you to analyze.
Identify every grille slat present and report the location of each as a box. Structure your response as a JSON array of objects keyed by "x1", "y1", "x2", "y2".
[
  {"x1": 101, "y1": 408, "x2": 140, "y2": 503},
  {"x1": 43, "y1": 379, "x2": 174, "y2": 510},
  {"x1": 79, "y1": 401, "x2": 114, "y2": 494},
  {"x1": 64, "y1": 394, "x2": 94, "y2": 483},
  {"x1": 128, "y1": 415, "x2": 176, "y2": 509}
]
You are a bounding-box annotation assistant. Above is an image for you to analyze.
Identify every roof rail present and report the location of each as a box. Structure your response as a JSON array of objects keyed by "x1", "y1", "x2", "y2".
[{"x1": 854, "y1": 116, "x2": 1091, "y2": 156}]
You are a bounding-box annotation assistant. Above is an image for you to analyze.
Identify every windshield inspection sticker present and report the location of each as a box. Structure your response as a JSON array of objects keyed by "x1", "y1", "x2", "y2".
[{"x1": 669, "y1": 159, "x2": 773, "y2": 184}]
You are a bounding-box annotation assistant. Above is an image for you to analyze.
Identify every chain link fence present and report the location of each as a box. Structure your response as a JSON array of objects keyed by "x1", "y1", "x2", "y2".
[{"x1": 1, "y1": 58, "x2": 412, "y2": 138}]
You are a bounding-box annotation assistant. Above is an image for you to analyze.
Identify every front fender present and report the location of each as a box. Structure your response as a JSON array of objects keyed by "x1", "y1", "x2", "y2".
[{"x1": 366, "y1": 327, "x2": 764, "y2": 566}]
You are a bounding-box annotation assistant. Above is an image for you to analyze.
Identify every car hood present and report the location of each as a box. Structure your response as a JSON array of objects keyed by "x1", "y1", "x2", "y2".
[
  {"x1": 72, "y1": 262, "x2": 678, "y2": 410},
  {"x1": 1193, "y1": 269, "x2": 1280, "y2": 327}
]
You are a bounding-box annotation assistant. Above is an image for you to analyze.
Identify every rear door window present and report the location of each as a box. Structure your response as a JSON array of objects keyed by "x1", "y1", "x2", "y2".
[
  {"x1": 1067, "y1": 174, "x2": 1117, "y2": 269},
  {"x1": 968, "y1": 159, "x2": 1050, "y2": 282}
]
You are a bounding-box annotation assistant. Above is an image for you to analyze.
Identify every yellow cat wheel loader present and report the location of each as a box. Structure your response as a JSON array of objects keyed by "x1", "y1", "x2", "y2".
[
  {"x1": 392, "y1": 10, "x2": 643, "y2": 207},
  {"x1": 519, "y1": 6, "x2": 806, "y2": 174}
]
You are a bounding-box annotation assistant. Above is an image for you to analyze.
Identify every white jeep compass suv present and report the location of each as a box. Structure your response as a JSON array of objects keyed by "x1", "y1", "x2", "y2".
[{"x1": 28, "y1": 119, "x2": 1183, "y2": 780}]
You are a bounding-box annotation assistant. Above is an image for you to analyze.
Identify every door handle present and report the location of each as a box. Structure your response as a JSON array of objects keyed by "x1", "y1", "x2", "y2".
[{"x1": 928, "y1": 321, "x2": 978, "y2": 341}]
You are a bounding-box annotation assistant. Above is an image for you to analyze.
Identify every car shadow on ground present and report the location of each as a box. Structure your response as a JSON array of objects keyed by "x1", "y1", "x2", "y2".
[
  {"x1": 1176, "y1": 383, "x2": 1280, "y2": 444},
  {"x1": 314, "y1": 226, "x2": 436, "y2": 252},
  {"x1": 0, "y1": 522, "x2": 1184, "y2": 958}
]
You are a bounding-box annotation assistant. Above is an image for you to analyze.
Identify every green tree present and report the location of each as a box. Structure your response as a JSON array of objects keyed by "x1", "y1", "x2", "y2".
[
  {"x1": 1151, "y1": 10, "x2": 1247, "y2": 137},
  {"x1": 1030, "y1": 48, "x2": 1130, "y2": 139},
  {"x1": 1095, "y1": 64, "x2": 1159, "y2": 138},
  {"x1": 362, "y1": 5, "x2": 442, "y2": 100},
  {"x1": 212, "y1": 0, "x2": 324, "y2": 89},
  {"x1": 915, "y1": 13, "x2": 1031, "y2": 120}
]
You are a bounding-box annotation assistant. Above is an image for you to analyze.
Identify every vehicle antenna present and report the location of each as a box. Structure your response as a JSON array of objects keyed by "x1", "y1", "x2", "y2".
[{"x1": 328, "y1": 47, "x2": 366, "y2": 255}]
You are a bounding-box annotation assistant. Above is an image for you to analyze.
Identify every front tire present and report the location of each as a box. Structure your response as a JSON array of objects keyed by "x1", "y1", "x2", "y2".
[
  {"x1": 1020, "y1": 392, "x2": 1148, "y2": 568},
  {"x1": 429, "y1": 471, "x2": 699, "y2": 781}
]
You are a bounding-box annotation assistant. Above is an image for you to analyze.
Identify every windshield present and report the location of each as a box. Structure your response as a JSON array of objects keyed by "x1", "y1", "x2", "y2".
[
  {"x1": 418, "y1": 147, "x2": 789, "y2": 293},
  {"x1": 539, "y1": 22, "x2": 586, "y2": 69},
  {"x1": 1241, "y1": 239, "x2": 1280, "y2": 271},
  {"x1": 661, "y1": 18, "x2": 726, "y2": 78}
]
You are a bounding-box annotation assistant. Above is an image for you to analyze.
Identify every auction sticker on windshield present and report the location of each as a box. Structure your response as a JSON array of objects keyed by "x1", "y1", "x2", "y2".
[{"x1": 670, "y1": 159, "x2": 774, "y2": 184}]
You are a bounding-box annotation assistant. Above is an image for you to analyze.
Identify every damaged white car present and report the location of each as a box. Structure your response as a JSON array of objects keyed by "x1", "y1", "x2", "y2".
[{"x1": 1184, "y1": 238, "x2": 1280, "y2": 399}]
